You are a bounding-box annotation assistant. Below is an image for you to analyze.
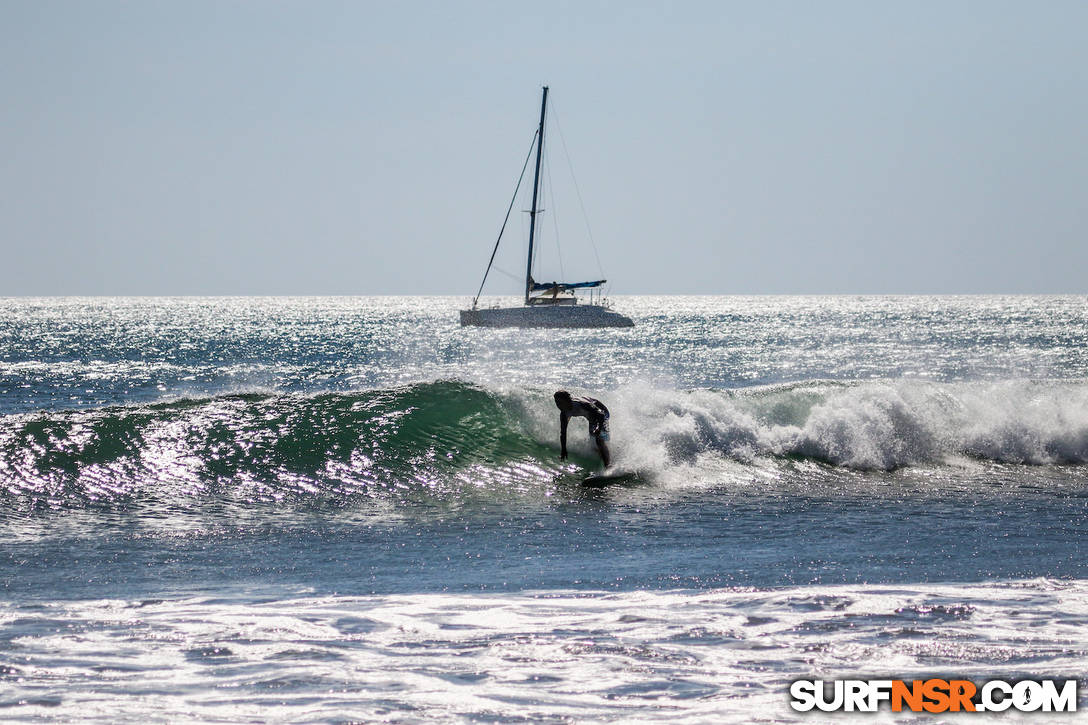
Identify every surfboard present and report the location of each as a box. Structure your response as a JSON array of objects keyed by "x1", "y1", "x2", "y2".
[{"x1": 581, "y1": 470, "x2": 641, "y2": 487}]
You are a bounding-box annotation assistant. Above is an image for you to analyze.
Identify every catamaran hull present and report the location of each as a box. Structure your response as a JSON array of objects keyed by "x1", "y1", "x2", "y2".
[
  {"x1": 460, "y1": 305, "x2": 634, "y2": 328},
  {"x1": 463, "y1": 88, "x2": 635, "y2": 330}
]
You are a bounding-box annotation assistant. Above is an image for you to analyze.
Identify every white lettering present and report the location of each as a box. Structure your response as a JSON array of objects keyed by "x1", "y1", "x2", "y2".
[
  {"x1": 867, "y1": 680, "x2": 893, "y2": 711},
  {"x1": 816, "y1": 680, "x2": 844, "y2": 712},
  {"x1": 792, "y1": 677, "x2": 1076, "y2": 713},
  {"x1": 982, "y1": 680, "x2": 1012, "y2": 712},
  {"x1": 1041, "y1": 680, "x2": 1078, "y2": 712},
  {"x1": 1013, "y1": 680, "x2": 1043, "y2": 712},
  {"x1": 789, "y1": 680, "x2": 817, "y2": 712},
  {"x1": 844, "y1": 680, "x2": 869, "y2": 712}
]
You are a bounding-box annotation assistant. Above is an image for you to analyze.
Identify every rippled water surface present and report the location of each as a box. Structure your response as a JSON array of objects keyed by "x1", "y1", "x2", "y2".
[{"x1": 2, "y1": 296, "x2": 1087, "y2": 722}]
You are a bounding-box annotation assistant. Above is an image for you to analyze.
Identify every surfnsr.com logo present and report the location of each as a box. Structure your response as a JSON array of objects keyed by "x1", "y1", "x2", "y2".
[{"x1": 790, "y1": 679, "x2": 1078, "y2": 713}]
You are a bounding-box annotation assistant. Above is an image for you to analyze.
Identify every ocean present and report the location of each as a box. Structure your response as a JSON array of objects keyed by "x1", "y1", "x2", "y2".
[{"x1": 1, "y1": 295, "x2": 1086, "y2": 722}]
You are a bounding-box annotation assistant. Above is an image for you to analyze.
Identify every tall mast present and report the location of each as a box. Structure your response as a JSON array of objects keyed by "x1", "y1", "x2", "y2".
[{"x1": 525, "y1": 85, "x2": 548, "y2": 305}]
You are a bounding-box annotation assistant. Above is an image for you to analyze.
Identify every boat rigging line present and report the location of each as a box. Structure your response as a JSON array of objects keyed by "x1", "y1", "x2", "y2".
[
  {"x1": 472, "y1": 129, "x2": 538, "y2": 309},
  {"x1": 550, "y1": 101, "x2": 607, "y2": 292},
  {"x1": 544, "y1": 152, "x2": 566, "y2": 284}
]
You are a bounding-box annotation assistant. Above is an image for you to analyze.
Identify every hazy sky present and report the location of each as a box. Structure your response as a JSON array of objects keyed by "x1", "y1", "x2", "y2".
[{"x1": 2, "y1": 0, "x2": 1086, "y2": 295}]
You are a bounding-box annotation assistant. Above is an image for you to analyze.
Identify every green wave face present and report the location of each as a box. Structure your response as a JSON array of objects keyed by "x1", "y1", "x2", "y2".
[
  {"x1": 8, "y1": 377, "x2": 1088, "y2": 514},
  {"x1": 0, "y1": 381, "x2": 565, "y2": 511}
]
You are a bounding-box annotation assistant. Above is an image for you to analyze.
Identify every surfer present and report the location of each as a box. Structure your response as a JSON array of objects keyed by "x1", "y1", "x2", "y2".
[{"x1": 553, "y1": 390, "x2": 611, "y2": 467}]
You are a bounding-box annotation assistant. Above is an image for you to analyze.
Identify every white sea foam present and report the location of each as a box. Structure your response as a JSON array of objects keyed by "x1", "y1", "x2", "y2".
[
  {"x1": 2, "y1": 580, "x2": 1086, "y2": 723},
  {"x1": 511, "y1": 379, "x2": 1088, "y2": 473}
]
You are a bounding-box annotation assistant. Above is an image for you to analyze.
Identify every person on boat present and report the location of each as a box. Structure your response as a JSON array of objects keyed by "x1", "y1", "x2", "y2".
[{"x1": 553, "y1": 390, "x2": 611, "y2": 467}]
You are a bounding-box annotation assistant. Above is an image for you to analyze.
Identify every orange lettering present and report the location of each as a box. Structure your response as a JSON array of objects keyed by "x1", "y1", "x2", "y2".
[
  {"x1": 922, "y1": 679, "x2": 951, "y2": 713},
  {"x1": 892, "y1": 680, "x2": 924, "y2": 712},
  {"x1": 948, "y1": 680, "x2": 977, "y2": 712}
]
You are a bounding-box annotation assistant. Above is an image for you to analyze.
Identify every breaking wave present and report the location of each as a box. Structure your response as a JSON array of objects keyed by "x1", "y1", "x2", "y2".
[
  {"x1": 609, "y1": 378, "x2": 1088, "y2": 471},
  {"x1": 3, "y1": 378, "x2": 1088, "y2": 510}
]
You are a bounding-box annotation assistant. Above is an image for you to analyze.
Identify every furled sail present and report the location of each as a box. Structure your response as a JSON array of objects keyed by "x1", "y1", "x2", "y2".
[{"x1": 530, "y1": 277, "x2": 606, "y2": 292}]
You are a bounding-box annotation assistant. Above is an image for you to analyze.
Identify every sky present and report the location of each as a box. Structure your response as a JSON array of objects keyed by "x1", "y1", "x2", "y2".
[{"x1": 1, "y1": 0, "x2": 1086, "y2": 295}]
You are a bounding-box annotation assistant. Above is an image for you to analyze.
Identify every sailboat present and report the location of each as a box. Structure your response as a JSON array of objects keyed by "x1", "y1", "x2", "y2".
[{"x1": 459, "y1": 87, "x2": 634, "y2": 328}]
